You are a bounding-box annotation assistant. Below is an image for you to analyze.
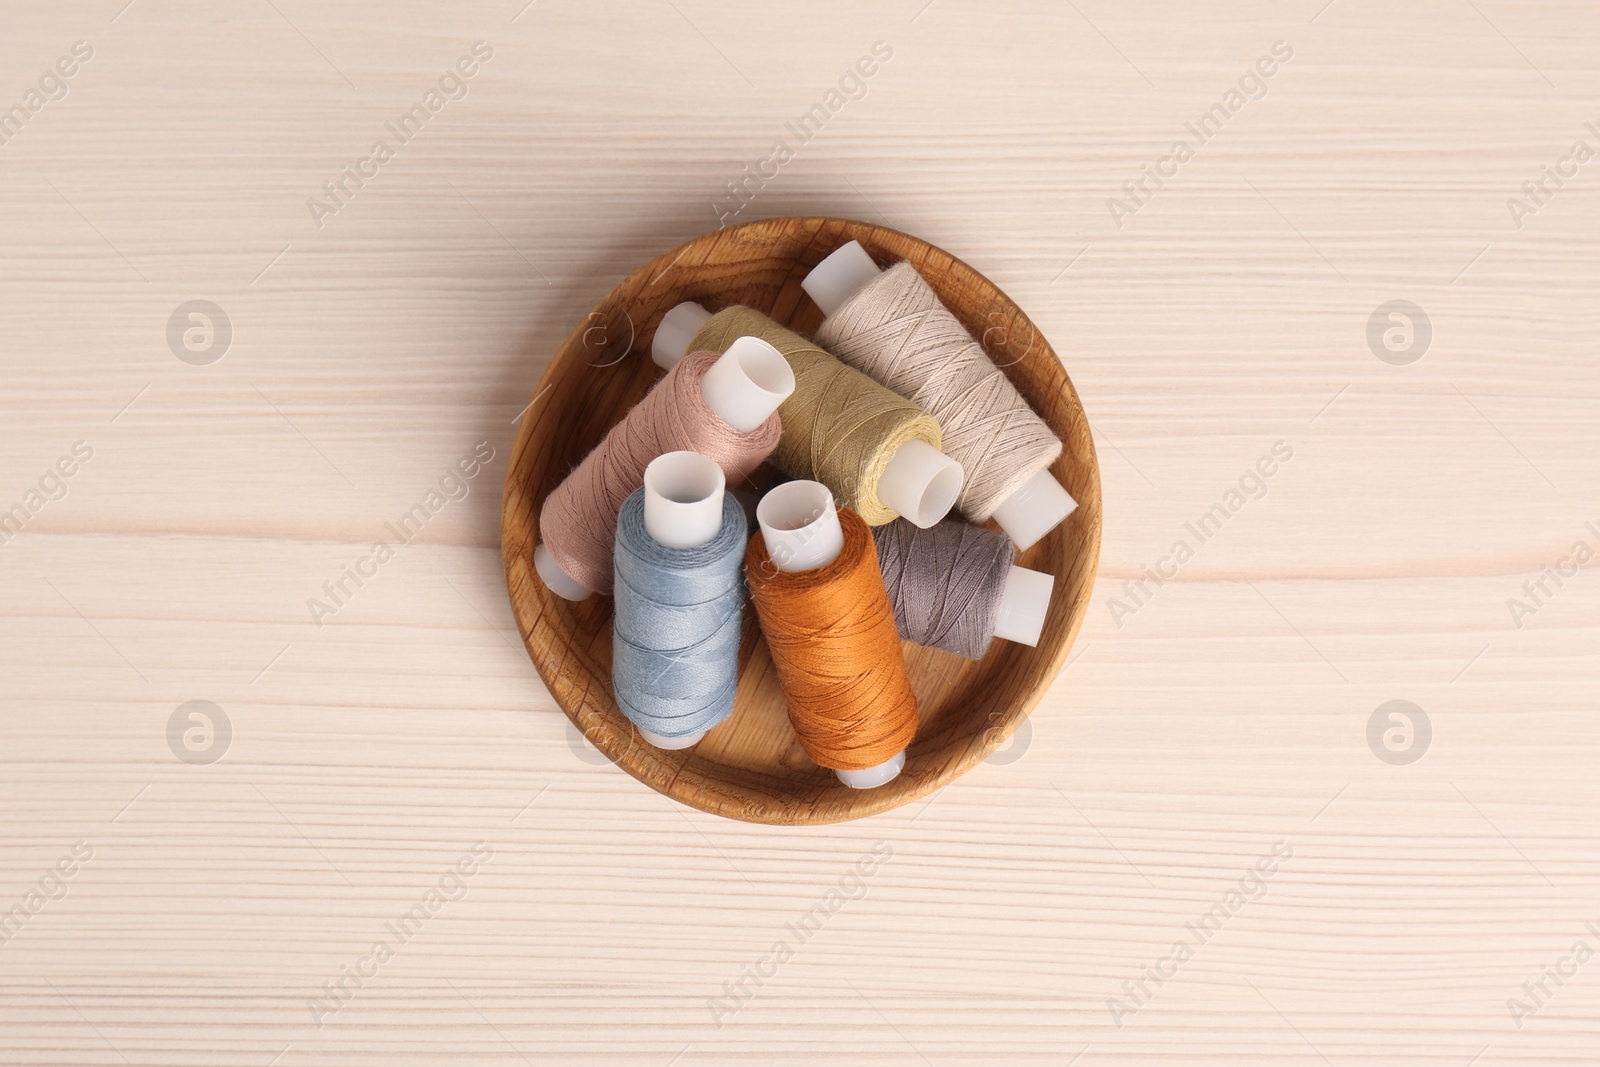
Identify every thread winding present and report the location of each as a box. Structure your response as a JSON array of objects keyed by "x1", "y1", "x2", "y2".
[
  {"x1": 814, "y1": 261, "x2": 1062, "y2": 523},
  {"x1": 539, "y1": 350, "x2": 781, "y2": 594},
  {"x1": 689, "y1": 306, "x2": 942, "y2": 526},
  {"x1": 745, "y1": 507, "x2": 919, "y2": 771},
  {"x1": 611, "y1": 488, "x2": 747, "y2": 738},
  {"x1": 872, "y1": 519, "x2": 1013, "y2": 660}
]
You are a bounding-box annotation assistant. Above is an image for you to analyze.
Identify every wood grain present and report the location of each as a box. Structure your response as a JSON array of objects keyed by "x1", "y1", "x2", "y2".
[
  {"x1": 2, "y1": 0, "x2": 1599, "y2": 1063},
  {"x1": 502, "y1": 216, "x2": 1101, "y2": 824}
]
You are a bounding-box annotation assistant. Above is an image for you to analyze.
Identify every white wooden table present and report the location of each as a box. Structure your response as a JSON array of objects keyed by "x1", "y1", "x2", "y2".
[{"x1": 3, "y1": 1, "x2": 1597, "y2": 1062}]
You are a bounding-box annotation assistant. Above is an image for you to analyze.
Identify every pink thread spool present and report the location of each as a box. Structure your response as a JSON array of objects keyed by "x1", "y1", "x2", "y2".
[{"x1": 535, "y1": 340, "x2": 794, "y2": 599}]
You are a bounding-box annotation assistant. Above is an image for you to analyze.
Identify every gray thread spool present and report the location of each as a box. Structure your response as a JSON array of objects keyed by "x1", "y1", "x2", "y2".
[
  {"x1": 612, "y1": 486, "x2": 747, "y2": 741},
  {"x1": 872, "y1": 519, "x2": 1015, "y2": 659}
]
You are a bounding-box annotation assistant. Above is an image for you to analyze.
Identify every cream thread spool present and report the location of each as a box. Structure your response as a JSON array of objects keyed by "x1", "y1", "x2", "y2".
[{"x1": 804, "y1": 241, "x2": 1078, "y2": 550}]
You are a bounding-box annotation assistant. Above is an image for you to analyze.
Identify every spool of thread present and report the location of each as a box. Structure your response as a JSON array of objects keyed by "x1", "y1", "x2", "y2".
[
  {"x1": 653, "y1": 302, "x2": 963, "y2": 529},
  {"x1": 612, "y1": 452, "x2": 747, "y2": 749},
  {"x1": 871, "y1": 519, "x2": 1056, "y2": 658},
  {"x1": 805, "y1": 241, "x2": 1077, "y2": 550},
  {"x1": 744, "y1": 481, "x2": 918, "y2": 788},
  {"x1": 535, "y1": 341, "x2": 791, "y2": 599}
]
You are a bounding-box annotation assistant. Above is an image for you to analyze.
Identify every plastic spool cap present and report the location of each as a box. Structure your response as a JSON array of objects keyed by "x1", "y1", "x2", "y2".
[
  {"x1": 989, "y1": 469, "x2": 1078, "y2": 552},
  {"x1": 651, "y1": 302, "x2": 713, "y2": 370},
  {"x1": 991, "y1": 565, "x2": 1055, "y2": 647},
  {"x1": 802, "y1": 241, "x2": 882, "y2": 316},
  {"x1": 835, "y1": 749, "x2": 905, "y2": 790},
  {"x1": 534, "y1": 542, "x2": 594, "y2": 601},
  {"x1": 700, "y1": 336, "x2": 796, "y2": 433},
  {"x1": 756, "y1": 479, "x2": 904, "y2": 789},
  {"x1": 643, "y1": 450, "x2": 725, "y2": 551},
  {"x1": 755, "y1": 480, "x2": 843, "y2": 574},
  {"x1": 636, "y1": 726, "x2": 702, "y2": 750},
  {"x1": 876, "y1": 439, "x2": 964, "y2": 528}
]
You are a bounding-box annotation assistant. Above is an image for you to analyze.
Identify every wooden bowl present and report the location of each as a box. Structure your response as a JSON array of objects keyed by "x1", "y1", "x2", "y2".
[{"x1": 502, "y1": 217, "x2": 1101, "y2": 824}]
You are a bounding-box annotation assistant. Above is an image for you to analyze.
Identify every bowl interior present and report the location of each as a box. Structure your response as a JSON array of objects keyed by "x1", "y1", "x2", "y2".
[{"x1": 502, "y1": 216, "x2": 1101, "y2": 824}]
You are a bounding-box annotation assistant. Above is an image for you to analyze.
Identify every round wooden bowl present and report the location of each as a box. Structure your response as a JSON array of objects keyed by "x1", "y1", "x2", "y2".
[{"x1": 502, "y1": 217, "x2": 1101, "y2": 824}]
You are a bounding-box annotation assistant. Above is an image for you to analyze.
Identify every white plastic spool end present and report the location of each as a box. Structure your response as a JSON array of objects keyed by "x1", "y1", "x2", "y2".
[
  {"x1": 802, "y1": 240, "x2": 883, "y2": 316},
  {"x1": 876, "y1": 439, "x2": 963, "y2": 528},
  {"x1": 534, "y1": 543, "x2": 594, "y2": 601},
  {"x1": 651, "y1": 301, "x2": 713, "y2": 370},
  {"x1": 637, "y1": 725, "x2": 706, "y2": 750},
  {"x1": 700, "y1": 336, "x2": 795, "y2": 433},
  {"x1": 835, "y1": 749, "x2": 905, "y2": 790},
  {"x1": 991, "y1": 565, "x2": 1055, "y2": 647},
  {"x1": 990, "y1": 469, "x2": 1078, "y2": 552},
  {"x1": 756, "y1": 480, "x2": 843, "y2": 575},
  {"x1": 756, "y1": 479, "x2": 903, "y2": 789},
  {"x1": 642, "y1": 451, "x2": 725, "y2": 550}
]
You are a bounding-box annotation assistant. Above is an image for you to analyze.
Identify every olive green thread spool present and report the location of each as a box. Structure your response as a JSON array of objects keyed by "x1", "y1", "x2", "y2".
[{"x1": 653, "y1": 303, "x2": 962, "y2": 528}]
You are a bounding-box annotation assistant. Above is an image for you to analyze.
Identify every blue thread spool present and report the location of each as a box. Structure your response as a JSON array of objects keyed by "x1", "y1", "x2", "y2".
[{"x1": 612, "y1": 452, "x2": 748, "y2": 749}]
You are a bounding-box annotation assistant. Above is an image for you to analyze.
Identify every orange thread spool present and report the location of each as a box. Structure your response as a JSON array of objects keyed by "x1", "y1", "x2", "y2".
[{"x1": 744, "y1": 506, "x2": 919, "y2": 771}]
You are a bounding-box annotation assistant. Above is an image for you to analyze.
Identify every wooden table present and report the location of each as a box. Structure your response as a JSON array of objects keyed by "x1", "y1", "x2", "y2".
[{"x1": 3, "y1": 1, "x2": 1596, "y2": 1062}]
